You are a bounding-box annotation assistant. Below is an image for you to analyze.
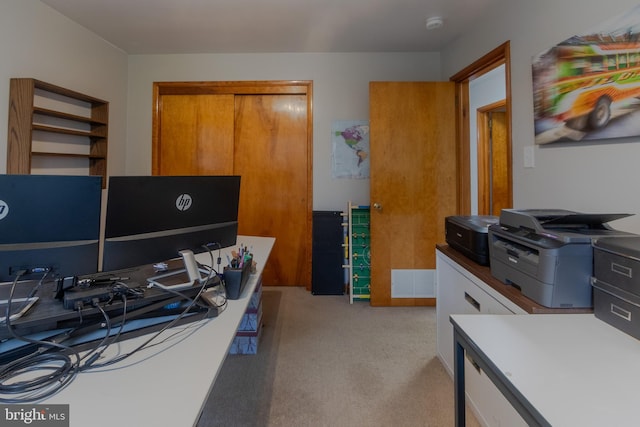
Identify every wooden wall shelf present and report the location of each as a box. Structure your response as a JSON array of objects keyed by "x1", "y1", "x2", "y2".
[{"x1": 6, "y1": 78, "x2": 109, "y2": 187}]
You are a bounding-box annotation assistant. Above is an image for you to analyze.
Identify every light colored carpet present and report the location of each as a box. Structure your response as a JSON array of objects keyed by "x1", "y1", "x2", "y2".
[{"x1": 198, "y1": 286, "x2": 480, "y2": 427}]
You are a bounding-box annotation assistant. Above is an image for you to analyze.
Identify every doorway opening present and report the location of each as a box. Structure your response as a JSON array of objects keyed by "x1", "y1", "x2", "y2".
[{"x1": 450, "y1": 41, "x2": 512, "y2": 215}]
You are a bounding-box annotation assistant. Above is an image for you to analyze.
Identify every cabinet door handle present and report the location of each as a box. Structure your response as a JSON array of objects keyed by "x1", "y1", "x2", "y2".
[
  {"x1": 611, "y1": 262, "x2": 633, "y2": 278},
  {"x1": 611, "y1": 303, "x2": 632, "y2": 321},
  {"x1": 466, "y1": 353, "x2": 482, "y2": 374},
  {"x1": 464, "y1": 292, "x2": 481, "y2": 311}
]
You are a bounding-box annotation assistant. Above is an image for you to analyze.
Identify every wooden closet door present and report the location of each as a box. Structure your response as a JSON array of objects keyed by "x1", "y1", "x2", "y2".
[
  {"x1": 153, "y1": 81, "x2": 313, "y2": 287},
  {"x1": 156, "y1": 94, "x2": 235, "y2": 175},
  {"x1": 234, "y1": 94, "x2": 309, "y2": 286}
]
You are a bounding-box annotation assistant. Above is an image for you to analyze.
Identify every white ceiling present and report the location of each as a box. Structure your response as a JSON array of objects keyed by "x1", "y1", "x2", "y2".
[{"x1": 40, "y1": 0, "x2": 500, "y2": 54}]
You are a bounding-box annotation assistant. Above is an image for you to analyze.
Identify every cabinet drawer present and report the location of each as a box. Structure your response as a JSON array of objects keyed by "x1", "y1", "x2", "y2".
[
  {"x1": 460, "y1": 278, "x2": 514, "y2": 315},
  {"x1": 436, "y1": 251, "x2": 518, "y2": 377},
  {"x1": 464, "y1": 355, "x2": 528, "y2": 427}
]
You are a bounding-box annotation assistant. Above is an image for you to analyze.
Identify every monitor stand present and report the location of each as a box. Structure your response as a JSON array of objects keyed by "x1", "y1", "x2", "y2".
[{"x1": 146, "y1": 250, "x2": 208, "y2": 291}]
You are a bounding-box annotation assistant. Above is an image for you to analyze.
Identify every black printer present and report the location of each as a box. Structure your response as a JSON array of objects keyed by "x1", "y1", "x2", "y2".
[
  {"x1": 445, "y1": 215, "x2": 498, "y2": 265},
  {"x1": 488, "y1": 209, "x2": 634, "y2": 308}
]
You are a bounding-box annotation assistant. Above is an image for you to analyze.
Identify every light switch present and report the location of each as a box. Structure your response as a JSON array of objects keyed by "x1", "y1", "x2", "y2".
[{"x1": 524, "y1": 146, "x2": 535, "y2": 168}]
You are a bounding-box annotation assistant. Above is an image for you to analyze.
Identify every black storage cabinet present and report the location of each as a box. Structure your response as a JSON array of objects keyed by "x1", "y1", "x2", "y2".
[{"x1": 312, "y1": 211, "x2": 344, "y2": 295}]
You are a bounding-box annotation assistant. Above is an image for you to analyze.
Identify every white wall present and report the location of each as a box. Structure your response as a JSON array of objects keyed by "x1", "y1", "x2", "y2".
[
  {"x1": 12, "y1": 0, "x2": 640, "y2": 234},
  {"x1": 0, "y1": 0, "x2": 128, "y2": 177},
  {"x1": 442, "y1": 0, "x2": 640, "y2": 233},
  {"x1": 126, "y1": 52, "x2": 441, "y2": 211}
]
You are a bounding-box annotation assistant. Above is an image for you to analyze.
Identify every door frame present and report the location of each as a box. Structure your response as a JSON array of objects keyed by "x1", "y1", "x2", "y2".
[
  {"x1": 450, "y1": 41, "x2": 512, "y2": 215},
  {"x1": 151, "y1": 80, "x2": 314, "y2": 287}
]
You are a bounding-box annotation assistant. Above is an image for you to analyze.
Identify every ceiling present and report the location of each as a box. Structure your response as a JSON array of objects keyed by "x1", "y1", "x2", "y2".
[{"x1": 40, "y1": 0, "x2": 500, "y2": 54}]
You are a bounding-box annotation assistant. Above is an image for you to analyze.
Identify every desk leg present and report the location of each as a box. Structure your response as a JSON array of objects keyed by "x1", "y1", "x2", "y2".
[{"x1": 454, "y1": 332, "x2": 466, "y2": 427}]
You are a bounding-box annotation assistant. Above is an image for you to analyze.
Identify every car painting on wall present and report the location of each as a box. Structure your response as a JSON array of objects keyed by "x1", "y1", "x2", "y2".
[{"x1": 533, "y1": 4, "x2": 640, "y2": 144}]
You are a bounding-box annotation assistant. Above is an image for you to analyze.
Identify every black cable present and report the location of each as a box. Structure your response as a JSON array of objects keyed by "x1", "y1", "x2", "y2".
[
  {"x1": 0, "y1": 250, "x2": 221, "y2": 396},
  {"x1": 199, "y1": 243, "x2": 229, "y2": 310},
  {"x1": 199, "y1": 242, "x2": 221, "y2": 278},
  {"x1": 82, "y1": 275, "x2": 210, "y2": 369},
  {"x1": 0, "y1": 352, "x2": 77, "y2": 403},
  {"x1": 77, "y1": 301, "x2": 113, "y2": 369},
  {"x1": 0, "y1": 272, "x2": 82, "y2": 403},
  {"x1": 83, "y1": 294, "x2": 130, "y2": 369},
  {"x1": 14, "y1": 269, "x2": 50, "y2": 313}
]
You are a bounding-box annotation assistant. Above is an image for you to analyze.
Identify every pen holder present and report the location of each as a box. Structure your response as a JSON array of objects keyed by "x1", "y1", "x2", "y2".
[{"x1": 223, "y1": 256, "x2": 253, "y2": 300}]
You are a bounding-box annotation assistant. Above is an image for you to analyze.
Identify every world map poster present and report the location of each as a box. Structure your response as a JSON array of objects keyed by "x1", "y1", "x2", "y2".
[{"x1": 332, "y1": 120, "x2": 370, "y2": 179}]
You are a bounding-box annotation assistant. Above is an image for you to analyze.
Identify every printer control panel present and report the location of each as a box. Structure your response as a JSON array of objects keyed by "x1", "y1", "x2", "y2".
[{"x1": 493, "y1": 225, "x2": 564, "y2": 249}]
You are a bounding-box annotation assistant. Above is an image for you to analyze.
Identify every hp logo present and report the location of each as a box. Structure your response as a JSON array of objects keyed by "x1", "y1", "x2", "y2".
[
  {"x1": 0, "y1": 200, "x2": 8, "y2": 220},
  {"x1": 175, "y1": 194, "x2": 193, "y2": 211}
]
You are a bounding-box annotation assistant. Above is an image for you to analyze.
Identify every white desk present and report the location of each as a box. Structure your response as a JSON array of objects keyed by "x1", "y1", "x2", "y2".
[
  {"x1": 38, "y1": 235, "x2": 274, "y2": 427},
  {"x1": 451, "y1": 313, "x2": 640, "y2": 427}
]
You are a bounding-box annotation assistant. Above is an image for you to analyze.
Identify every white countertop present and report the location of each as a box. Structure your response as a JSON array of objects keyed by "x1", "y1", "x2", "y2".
[
  {"x1": 451, "y1": 313, "x2": 640, "y2": 426},
  {"x1": 34, "y1": 235, "x2": 274, "y2": 427}
]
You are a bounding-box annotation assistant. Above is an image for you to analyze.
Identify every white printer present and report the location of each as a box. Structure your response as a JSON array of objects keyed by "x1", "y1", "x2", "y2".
[{"x1": 488, "y1": 209, "x2": 634, "y2": 308}]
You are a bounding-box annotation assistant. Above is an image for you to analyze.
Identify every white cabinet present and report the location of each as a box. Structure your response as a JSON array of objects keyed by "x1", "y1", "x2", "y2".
[
  {"x1": 436, "y1": 248, "x2": 526, "y2": 375},
  {"x1": 436, "y1": 248, "x2": 527, "y2": 427}
]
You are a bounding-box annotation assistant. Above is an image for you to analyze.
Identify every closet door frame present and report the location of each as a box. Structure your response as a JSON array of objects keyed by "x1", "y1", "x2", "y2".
[{"x1": 151, "y1": 80, "x2": 314, "y2": 288}]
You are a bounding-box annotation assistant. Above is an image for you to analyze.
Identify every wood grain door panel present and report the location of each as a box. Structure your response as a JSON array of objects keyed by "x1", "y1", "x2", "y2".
[
  {"x1": 369, "y1": 81, "x2": 457, "y2": 306},
  {"x1": 489, "y1": 111, "x2": 511, "y2": 215},
  {"x1": 477, "y1": 104, "x2": 512, "y2": 216},
  {"x1": 234, "y1": 94, "x2": 309, "y2": 286},
  {"x1": 157, "y1": 94, "x2": 235, "y2": 175}
]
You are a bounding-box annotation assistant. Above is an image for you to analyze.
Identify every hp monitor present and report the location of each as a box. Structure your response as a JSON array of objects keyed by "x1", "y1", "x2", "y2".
[
  {"x1": 0, "y1": 174, "x2": 102, "y2": 282},
  {"x1": 102, "y1": 175, "x2": 240, "y2": 271}
]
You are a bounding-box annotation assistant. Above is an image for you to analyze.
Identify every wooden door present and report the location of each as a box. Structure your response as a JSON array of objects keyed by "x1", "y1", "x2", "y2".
[
  {"x1": 478, "y1": 102, "x2": 512, "y2": 216},
  {"x1": 152, "y1": 81, "x2": 313, "y2": 287},
  {"x1": 369, "y1": 82, "x2": 457, "y2": 306},
  {"x1": 234, "y1": 94, "x2": 310, "y2": 286}
]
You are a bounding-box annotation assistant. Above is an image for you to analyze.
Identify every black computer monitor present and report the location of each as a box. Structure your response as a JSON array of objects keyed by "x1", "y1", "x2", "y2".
[
  {"x1": 102, "y1": 175, "x2": 240, "y2": 272},
  {"x1": 0, "y1": 174, "x2": 102, "y2": 282}
]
